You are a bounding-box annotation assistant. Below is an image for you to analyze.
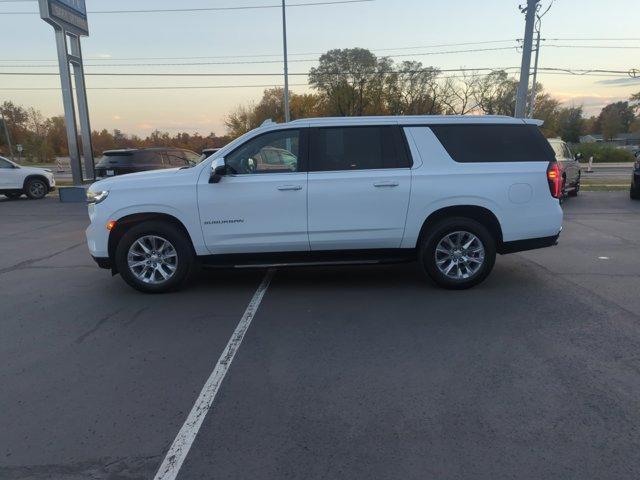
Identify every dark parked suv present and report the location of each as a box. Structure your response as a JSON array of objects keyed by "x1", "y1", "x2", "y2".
[{"x1": 95, "y1": 148, "x2": 201, "y2": 178}]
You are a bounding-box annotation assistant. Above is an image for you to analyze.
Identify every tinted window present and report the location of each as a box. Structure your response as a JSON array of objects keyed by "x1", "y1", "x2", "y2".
[
  {"x1": 164, "y1": 151, "x2": 188, "y2": 167},
  {"x1": 226, "y1": 129, "x2": 300, "y2": 174},
  {"x1": 310, "y1": 126, "x2": 408, "y2": 171},
  {"x1": 430, "y1": 124, "x2": 555, "y2": 163},
  {"x1": 96, "y1": 153, "x2": 133, "y2": 166},
  {"x1": 135, "y1": 152, "x2": 163, "y2": 166},
  {"x1": 0, "y1": 158, "x2": 13, "y2": 168}
]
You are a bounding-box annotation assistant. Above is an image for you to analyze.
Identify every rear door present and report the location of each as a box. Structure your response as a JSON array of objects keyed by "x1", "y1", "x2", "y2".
[{"x1": 307, "y1": 125, "x2": 411, "y2": 250}]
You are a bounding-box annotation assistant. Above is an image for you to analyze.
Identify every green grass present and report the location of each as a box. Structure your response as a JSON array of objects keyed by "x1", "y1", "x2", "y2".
[{"x1": 581, "y1": 184, "x2": 629, "y2": 192}]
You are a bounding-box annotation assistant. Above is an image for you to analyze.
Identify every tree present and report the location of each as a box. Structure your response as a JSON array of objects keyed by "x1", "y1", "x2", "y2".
[
  {"x1": 473, "y1": 71, "x2": 518, "y2": 115},
  {"x1": 631, "y1": 91, "x2": 640, "y2": 113},
  {"x1": 556, "y1": 107, "x2": 584, "y2": 143},
  {"x1": 595, "y1": 101, "x2": 635, "y2": 134},
  {"x1": 384, "y1": 61, "x2": 443, "y2": 115},
  {"x1": 531, "y1": 90, "x2": 561, "y2": 137},
  {"x1": 600, "y1": 107, "x2": 623, "y2": 141},
  {"x1": 309, "y1": 48, "x2": 392, "y2": 116}
]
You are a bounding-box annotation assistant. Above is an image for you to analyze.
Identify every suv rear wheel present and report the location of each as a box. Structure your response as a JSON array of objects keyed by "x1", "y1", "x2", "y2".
[
  {"x1": 115, "y1": 221, "x2": 194, "y2": 293},
  {"x1": 419, "y1": 217, "x2": 496, "y2": 290}
]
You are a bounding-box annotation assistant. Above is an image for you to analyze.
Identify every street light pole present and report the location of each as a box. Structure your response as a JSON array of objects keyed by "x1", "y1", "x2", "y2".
[
  {"x1": 515, "y1": 0, "x2": 539, "y2": 118},
  {"x1": 1, "y1": 108, "x2": 14, "y2": 161},
  {"x1": 282, "y1": 0, "x2": 290, "y2": 123}
]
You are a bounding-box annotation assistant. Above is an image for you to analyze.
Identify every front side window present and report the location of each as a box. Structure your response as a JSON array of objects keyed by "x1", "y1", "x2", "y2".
[
  {"x1": 0, "y1": 158, "x2": 14, "y2": 168},
  {"x1": 226, "y1": 129, "x2": 300, "y2": 174},
  {"x1": 164, "y1": 152, "x2": 188, "y2": 167},
  {"x1": 310, "y1": 126, "x2": 407, "y2": 172}
]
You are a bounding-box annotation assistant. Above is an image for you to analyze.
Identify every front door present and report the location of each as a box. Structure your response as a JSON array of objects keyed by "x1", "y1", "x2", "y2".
[
  {"x1": 197, "y1": 128, "x2": 309, "y2": 254},
  {"x1": 307, "y1": 125, "x2": 412, "y2": 250}
]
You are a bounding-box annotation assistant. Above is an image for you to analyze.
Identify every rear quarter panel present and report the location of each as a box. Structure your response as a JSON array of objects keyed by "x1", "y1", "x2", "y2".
[{"x1": 400, "y1": 126, "x2": 563, "y2": 248}]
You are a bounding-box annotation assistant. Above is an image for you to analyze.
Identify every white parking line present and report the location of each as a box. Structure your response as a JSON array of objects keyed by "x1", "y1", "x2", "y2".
[{"x1": 153, "y1": 269, "x2": 276, "y2": 480}]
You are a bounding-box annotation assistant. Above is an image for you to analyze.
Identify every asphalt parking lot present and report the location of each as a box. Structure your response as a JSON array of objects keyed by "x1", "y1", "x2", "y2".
[{"x1": 1, "y1": 191, "x2": 640, "y2": 480}]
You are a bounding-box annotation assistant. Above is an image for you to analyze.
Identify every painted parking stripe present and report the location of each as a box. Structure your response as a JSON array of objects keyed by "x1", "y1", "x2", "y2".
[{"x1": 153, "y1": 269, "x2": 276, "y2": 480}]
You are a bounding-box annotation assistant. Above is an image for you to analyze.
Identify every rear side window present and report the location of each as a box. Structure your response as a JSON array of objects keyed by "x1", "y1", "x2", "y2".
[
  {"x1": 309, "y1": 126, "x2": 410, "y2": 172},
  {"x1": 430, "y1": 124, "x2": 555, "y2": 163},
  {"x1": 135, "y1": 152, "x2": 164, "y2": 166}
]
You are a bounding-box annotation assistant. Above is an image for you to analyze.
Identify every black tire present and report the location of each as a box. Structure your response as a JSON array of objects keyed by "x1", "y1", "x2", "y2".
[
  {"x1": 568, "y1": 175, "x2": 580, "y2": 197},
  {"x1": 5, "y1": 192, "x2": 22, "y2": 200},
  {"x1": 419, "y1": 217, "x2": 497, "y2": 290},
  {"x1": 114, "y1": 221, "x2": 194, "y2": 293},
  {"x1": 24, "y1": 178, "x2": 48, "y2": 199}
]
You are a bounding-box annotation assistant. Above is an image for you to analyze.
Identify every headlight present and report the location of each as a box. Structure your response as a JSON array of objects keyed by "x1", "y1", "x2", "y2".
[{"x1": 87, "y1": 190, "x2": 109, "y2": 204}]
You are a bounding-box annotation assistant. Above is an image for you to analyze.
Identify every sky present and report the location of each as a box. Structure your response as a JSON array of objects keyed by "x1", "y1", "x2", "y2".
[{"x1": 0, "y1": 0, "x2": 638, "y2": 137}]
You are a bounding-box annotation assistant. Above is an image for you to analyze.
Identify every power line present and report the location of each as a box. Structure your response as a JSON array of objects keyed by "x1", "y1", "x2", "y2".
[
  {"x1": 0, "y1": 83, "x2": 310, "y2": 91},
  {"x1": 1, "y1": 38, "x2": 638, "y2": 63},
  {"x1": 0, "y1": 0, "x2": 374, "y2": 14},
  {"x1": 0, "y1": 66, "x2": 634, "y2": 79},
  {"x1": 0, "y1": 46, "x2": 524, "y2": 68},
  {"x1": 0, "y1": 67, "x2": 520, "y2": 77}
]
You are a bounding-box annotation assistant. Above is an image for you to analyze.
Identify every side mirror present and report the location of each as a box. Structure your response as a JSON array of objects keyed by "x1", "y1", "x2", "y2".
[
  {"x1": 209, "y1": 157, "x2": 227, "y2": 184},
  {"x1": 574, "y1": 152, "x2": 583, "y2": 161}
]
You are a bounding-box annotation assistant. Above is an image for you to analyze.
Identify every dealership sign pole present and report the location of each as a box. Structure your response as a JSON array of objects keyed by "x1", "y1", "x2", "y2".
[{"x1": 38, "y1": 0, "x2": 94, "y2": 186}]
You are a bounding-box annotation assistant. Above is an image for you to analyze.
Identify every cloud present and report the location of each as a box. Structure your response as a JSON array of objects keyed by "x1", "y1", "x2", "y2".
[
  {"x1": 553, "y1": 92, "x2": 629, "y2": 116},
  {"x1": 596, "y1": 77, "x2": 640, "y2": 86},
  {"x1": 112, "y1": 115, "x2": 121, "y2": 120},
  {"x1": 136, "y1": 123, "x2": 154, "y2": 130}
]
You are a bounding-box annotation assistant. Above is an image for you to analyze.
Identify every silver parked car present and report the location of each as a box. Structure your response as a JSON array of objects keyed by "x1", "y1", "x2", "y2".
[{"x1": 548, "y1": 138, "x2": 581, "y2": 197}]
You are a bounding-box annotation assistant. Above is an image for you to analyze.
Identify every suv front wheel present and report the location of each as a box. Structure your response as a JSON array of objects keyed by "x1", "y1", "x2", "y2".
[
  {"x1": 419, "y1": 217, "x2": 496, "y2": 290},
  {"x1": 25, "y1": 178, "x2": 48, "y2": 199},
  {"x1": 115, "y1": 221, "x2": 194, "y2": 293}
]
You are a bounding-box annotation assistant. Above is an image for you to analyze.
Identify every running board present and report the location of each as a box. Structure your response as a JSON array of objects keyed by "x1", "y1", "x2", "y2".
[{"x1": 198, "y1": 249, "x2": 417, "y2": 269}]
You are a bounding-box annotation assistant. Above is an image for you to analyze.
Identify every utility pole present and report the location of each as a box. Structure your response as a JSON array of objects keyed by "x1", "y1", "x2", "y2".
[
  {"x1": 282, "y1": 0, "x2": 290, "y2": 123},
  {"x1": 528, "y1": 26, "x2": 542, "y2": 118},
  {"x1": 515, "y1": 0, "x2": 539, "y2": 118},
  {"x1": 528, "y1": 1, "x2": 553, "y2": 117},
  {"x1": 1, "y1": 109, "x2": 14, "y2": 160}
]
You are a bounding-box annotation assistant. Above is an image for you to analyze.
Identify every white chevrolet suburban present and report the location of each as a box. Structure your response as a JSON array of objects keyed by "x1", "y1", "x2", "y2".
[{"x1": 85, "y1": 116, "x2": 563, "y2": 293}]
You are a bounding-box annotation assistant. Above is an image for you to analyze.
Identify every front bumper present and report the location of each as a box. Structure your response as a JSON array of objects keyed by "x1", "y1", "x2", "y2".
[
  {"x1": 85, "y1": 203, "x2": 110, "y2": 258},
  {"x1": 92, "y1": 256, "x2": 112, "y2": 269}
]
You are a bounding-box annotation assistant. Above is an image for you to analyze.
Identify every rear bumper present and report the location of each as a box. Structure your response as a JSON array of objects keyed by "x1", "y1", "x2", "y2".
[{"x1": 498, "y1": 232, "x2": 560, "y2": 254}]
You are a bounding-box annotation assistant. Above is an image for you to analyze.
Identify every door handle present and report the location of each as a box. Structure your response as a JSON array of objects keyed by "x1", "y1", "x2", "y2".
[
  {"x1": 277, "y1": 185, "x2": 302, "y2": 191},
  {"x1": 373, "y1": 181, "x2": 399, "y2": 187}
]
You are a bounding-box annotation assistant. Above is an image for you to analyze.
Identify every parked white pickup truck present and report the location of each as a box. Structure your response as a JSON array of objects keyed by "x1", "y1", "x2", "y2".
[
  {"x1": 0, "y1": 156, "x2": 56, "y2": 200},
  {"x1": 85, "y1": 115, "x2": 563, "y2": 293}
]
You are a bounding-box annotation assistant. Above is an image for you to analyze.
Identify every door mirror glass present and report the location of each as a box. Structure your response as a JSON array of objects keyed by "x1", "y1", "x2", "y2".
[{"x1": 209, "y1": 157, "x2": 227, "y2": 184}]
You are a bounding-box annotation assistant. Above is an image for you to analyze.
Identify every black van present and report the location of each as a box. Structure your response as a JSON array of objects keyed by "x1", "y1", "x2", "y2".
[{"x1": 95, "y1": 148, "x2": 201, "y2": 178}]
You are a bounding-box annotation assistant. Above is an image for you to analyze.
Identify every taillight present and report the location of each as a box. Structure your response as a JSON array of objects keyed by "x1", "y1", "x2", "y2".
[{"x1": 547, "y1": 161, "x2": 562, "y2": 199}]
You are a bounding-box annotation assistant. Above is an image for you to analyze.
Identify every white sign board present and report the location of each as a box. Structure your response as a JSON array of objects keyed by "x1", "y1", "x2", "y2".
[{"x1": 39, "y1": 0, "x2": 88, "y2": 36}]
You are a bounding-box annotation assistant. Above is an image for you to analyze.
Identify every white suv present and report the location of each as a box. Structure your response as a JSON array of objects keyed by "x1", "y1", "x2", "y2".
[
  {"x1": 85, "y1": 116, "x2": 563, "y2": 292},
  {"x1": 0, "y1": 156, "x2": 56, "y2": 200}
]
